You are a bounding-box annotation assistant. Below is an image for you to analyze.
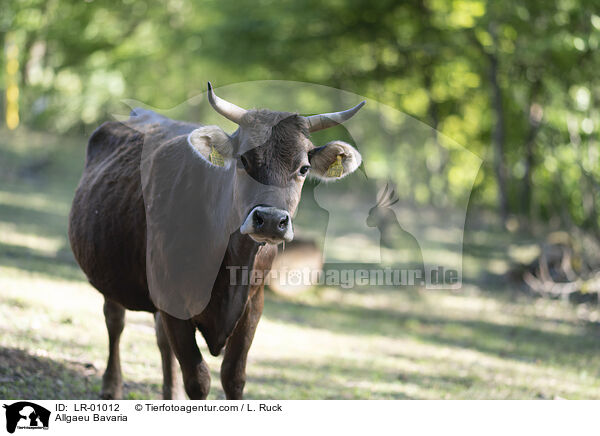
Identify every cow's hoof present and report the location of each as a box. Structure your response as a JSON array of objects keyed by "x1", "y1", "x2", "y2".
[
  {"x1": 162, "y1": 383, "x2": 186, "y2": 400},
  {"x1": 101, "y1": 374, "x2": 123, "y2": 400},
  {"x1": 100, "y1": 391, "x2": 118, "y2": 400},
  {"x1": 100, "y1": 384, "x2": 122, "y2": 399},
  {"x1": 183, "y1": 360, "x2": 211, "y2": 399}
]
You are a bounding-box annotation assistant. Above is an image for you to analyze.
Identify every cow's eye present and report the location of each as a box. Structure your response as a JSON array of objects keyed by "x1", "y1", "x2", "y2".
[
  {"x1": 240, "y1": 155, "x2": 249, "y2": 170},
  {"x1": 298, "y1": 165, "x2": 311, "y2": 176}
]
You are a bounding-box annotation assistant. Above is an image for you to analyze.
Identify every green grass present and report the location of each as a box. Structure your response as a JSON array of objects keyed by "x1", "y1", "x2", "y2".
[{"x1": 1, "y1": 127, "x2": 600, "y2": 399}]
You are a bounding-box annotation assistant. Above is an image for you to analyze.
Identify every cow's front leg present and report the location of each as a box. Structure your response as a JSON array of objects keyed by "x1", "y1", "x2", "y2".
[
  {"x1": 159, "y1": 311, "x2": 211, "y2": 399},
  {"x1": 220, "y1": 286, "x2": 264, "y2": 400}
]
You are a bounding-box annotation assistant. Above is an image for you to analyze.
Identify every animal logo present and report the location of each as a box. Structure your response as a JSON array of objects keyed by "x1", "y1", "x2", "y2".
[
  {"x1": 2, "y1": 402, "x2": 50, "y2": 434},
  {"x1": 366, "y1": 184, "x2": 425, "y2": 285}
]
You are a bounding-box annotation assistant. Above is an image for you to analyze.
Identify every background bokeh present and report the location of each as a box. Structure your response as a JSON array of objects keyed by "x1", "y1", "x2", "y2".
[{"x1": 3, "y1": 0, "x2": 600, "y2": 230}]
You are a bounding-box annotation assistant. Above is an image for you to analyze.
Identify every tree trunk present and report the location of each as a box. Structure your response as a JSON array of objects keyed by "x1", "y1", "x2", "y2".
[
  {"x1": 522, "y1": 99, "x2": 542, "y2": 219},
  {"x1": 488, "y1": 23, "x2": 508, "y2": 225}
]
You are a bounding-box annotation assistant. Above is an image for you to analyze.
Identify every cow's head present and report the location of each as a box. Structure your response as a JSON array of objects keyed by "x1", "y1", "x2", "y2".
[{"x1": 187, "y1": 82, "x2": 365, "y2": 245}]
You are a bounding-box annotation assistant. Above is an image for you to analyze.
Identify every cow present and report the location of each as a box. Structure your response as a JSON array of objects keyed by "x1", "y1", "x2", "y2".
[{"x1": 68, "y1": 82, "x2": 365, "y2": 399}]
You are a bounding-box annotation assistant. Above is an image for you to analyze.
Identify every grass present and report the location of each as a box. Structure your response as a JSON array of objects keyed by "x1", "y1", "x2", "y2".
[{"x1": 1, "y1": 127, "x2": 600, "y2": 399}]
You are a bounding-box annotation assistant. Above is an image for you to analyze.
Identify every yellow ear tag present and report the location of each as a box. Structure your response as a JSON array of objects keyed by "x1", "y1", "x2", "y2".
[
  {"x1": 208, "y1": 146, "x2": 225, "y2": 167},
  {"x1": 326, "y1": 155, "x2": 344, "y2": 178}
]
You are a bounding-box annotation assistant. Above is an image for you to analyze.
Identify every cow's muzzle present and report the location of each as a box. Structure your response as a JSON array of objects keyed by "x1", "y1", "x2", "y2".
[{"x1": 240, "y1": 206, "x2": 293, "y2": 244}]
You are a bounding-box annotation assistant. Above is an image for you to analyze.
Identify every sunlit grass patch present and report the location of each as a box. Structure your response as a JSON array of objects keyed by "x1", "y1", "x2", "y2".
[
  {"x1": 2, "y1": 252, "x2": 600, "y2": 399},
  {"x1": 0, "y1": 190, "x2": 70, "y2": 216},
  {"x1": 0, "y1": 223, "x2": 64, "y2": 256}
]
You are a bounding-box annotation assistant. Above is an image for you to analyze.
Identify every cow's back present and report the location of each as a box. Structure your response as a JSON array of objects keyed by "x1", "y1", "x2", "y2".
[{"x1": 68, "y1": 110, "x2": 197, "y2": 311}]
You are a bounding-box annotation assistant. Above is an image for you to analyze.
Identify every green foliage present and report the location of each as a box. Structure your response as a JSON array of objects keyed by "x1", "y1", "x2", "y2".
[{"x1": 2, "y1": 0, "x2": 599, "y2": 229}]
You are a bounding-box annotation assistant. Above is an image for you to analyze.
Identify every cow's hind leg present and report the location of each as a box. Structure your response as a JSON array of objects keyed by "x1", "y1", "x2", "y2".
[
  {"x1": 160, "y1": 311, "x2": 211, "y2": 399},
  {"x1": 101, "y1": 297, "x2": 126, "y2": 399},
  {"x1": 154, "y1": 312, "x2": 184, "y2": 399},
  {"x1": 221, "y1": 287, "x2": 264, "y2": 400}
]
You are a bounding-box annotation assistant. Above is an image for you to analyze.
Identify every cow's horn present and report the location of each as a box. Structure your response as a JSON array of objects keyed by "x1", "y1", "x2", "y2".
[
  {"x1": 305, "y1": 100, "x2": 366, "y2": 132},
  {"x1": 207, "y1": 82, "x2": 247, "y2": 124}
]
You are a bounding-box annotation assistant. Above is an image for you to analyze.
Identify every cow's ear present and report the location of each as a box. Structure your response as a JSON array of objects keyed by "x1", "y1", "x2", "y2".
[
  {"x1": 187, "y1": 126, "x2": 234, "y2": 168},
  {"x1": 308, "y1": 140, "x2": 362, "y2": 181}
]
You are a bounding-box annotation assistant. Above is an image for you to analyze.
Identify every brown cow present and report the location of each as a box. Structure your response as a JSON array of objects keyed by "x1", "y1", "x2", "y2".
[{"x1": 68, "y1": 83, "x2": 364, "y2": 399}]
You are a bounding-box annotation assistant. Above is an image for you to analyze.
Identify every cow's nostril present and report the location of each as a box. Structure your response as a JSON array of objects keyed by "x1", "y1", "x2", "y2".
[
  {"x1": 278, "y1": 215, "x2": 289, "y2": 230},
  {"x1": 254, "y1": 211, "x2": 264, "y2": 228}
]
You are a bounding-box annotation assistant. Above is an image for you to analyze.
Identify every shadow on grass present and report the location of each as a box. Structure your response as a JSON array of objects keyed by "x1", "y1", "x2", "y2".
[
  {"x1": 0, "y1": 241, "x2": 83, "y2": 282},
  {"x1": 0, "y1": 347, "x2": 160, "y2": 400},
  {"x1": 0, "y1": 201, "x2": 66, "y2": 237},
  {"x1": 247, "y1": 357, "x2": 413, "y2": 399},
  {"x1": 0, "y1": 192, "x2": 83, "y2": 282},
  {"x1": 263, "y1": 293, "x2": 600, "y2": 370},
  {"x1": 0, "y1": 347, "x2": 100, "y2": 400}
]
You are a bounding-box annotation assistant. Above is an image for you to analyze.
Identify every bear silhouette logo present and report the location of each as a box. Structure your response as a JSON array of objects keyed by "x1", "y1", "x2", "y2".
[{"x1": 3, "y1": 402, "x2": 50, "y2": 433}]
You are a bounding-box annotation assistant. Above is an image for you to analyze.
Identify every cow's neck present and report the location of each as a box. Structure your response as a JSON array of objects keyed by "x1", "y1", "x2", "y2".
[
  {"x1": 192, "y1": 229, "x2": 261, "y2": 356},
  {"x1": 226, "y1": 230, "x2": 261, "y2": 264}
]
